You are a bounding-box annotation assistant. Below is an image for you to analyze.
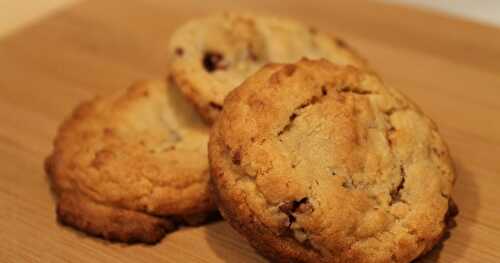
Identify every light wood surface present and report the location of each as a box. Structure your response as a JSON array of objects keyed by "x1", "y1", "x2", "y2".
[
  {"x1": 0, "y1": 0, "x2": 80, "y2": 38},
  {"x1": 0, "y1": 1, "x2": 499, "y2": 262}
]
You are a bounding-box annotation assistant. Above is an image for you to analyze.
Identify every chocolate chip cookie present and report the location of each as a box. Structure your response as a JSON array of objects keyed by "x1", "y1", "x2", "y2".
[
  {"x1": 46, "y1": 80, "x2": 215, "y2": 243},
  {"x1": 167, "y1": 13, "x2": 369, "y2": 124},
  {"x1": 209, "y1": 59, "x2": 455, "y2": 262}
]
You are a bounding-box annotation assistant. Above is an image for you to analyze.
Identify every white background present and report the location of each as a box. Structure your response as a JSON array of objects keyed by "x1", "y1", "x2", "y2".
[{"x1": 386, "y1": 0, "x2": 500, "y2": 27}]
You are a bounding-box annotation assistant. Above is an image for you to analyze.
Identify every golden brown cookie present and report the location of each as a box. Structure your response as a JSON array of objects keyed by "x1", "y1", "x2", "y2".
[
  {"x1": 167, "y1": 13, "x2": 369, "y2": 124},
  {"x1": 46, "y1": 80, "x2": 215, "y2": 243},
  {"x1": 209, "y1": 59, "x2": 455, "y2": 262}
]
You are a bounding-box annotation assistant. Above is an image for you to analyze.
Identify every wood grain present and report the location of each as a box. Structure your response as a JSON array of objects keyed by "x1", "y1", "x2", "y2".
[{"x1": 0, "y1": 0, "x2": 499, "y2": 262}]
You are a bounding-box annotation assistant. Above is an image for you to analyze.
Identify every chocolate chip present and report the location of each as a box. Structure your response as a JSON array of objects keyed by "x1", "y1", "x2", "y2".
[
  {"x1": 283, "y1": 65, "x2": 297, "y2": 77},
  {"x1": 249, "y1": 51, "x2": 258, "y2": 61},
  {"x1": 248, "y1": 43, "x2": 259, "y2": 61},
  {"x1": 232, "y1": 151, "x2": 241, "y2": 165},
  {"x1": 288, "y1": 214, "x2": 297, "y2": 224},
  {"x1": 321, "y1": 86, "x2": 328, "y2": 96},
  {"x1": 209, "y1": 102, "x2": 223, "y2": 111},
  {"x1": 280, "y1": 209, "x2": 297, "y2": 226},
  {"x1": 202, "y1": 51, "x2": 226, "y2": 72},
  {"x1": 295, "y1": 199, "x2": 313, "y2": 213},
  {"x1": 175, "y1": 47, "x2": 184, "y2": 56},
  {"x1": 279, "y1": 202, "x2": 295, "y2": 215},
  {"x1": 277, "y1": 112, "x2": 297, "y2": 136},
  {"x1": 335, "y1": 38, "x2": 347, "y2": 48},
  {"x1": 342, "y1": 177, "x2": 354, "y2": 189},
  {"x1": 387, "y1": 126, "x2": 396, "y2": 147},
  {"x1": 280, "y1": 198, "x2": 309, "y2": 214},
  {"x1": 103, "y1": 128, "x2": 114, "y2": 136},
  {"x1": 390, "y1": 166, "x2": 406, "y2": 205},
  {"x1": 279, "y1": 197, "x2": 311, "y2": 227}
]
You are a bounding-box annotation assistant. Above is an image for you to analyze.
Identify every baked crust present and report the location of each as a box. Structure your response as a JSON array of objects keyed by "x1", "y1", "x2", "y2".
[
  {"x1": 46, "y1": 80, "x2": 215, "y2": 243},
  {"x1": 167, "y1": 13, "x2": 370, "y2": 124},
  {"x1": 209, "y1": 59, "x2": 456, "y2": 262}
]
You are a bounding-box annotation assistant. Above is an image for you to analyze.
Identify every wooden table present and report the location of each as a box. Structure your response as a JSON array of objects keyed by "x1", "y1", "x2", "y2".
[{"x1": 1, "y1": 1, "x2": 499, "y2": 262}]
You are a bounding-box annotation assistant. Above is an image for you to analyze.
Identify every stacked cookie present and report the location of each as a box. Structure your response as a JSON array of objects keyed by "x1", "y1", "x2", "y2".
[{"x1": 47, "y1": 13, "x2": 455, "y2": 262}]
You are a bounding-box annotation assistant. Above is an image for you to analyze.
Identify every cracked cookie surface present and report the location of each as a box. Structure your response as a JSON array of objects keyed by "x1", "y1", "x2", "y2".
[
  {"x1": 209, "y1": 59, "x2": 455, "y2": 262},
  {"x1": 46, "y1": 80, "x2": 214, "y2": 243},
  {"x1": 167, "y1": 13, "x2": 369, "y2": 124}
]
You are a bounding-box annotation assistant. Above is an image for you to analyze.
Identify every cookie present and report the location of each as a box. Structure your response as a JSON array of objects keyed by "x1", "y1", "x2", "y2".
[
  {"x1": 209, "y1": 59, "x2": 455, "y2": 262},
  {"x1": 46, "y1": 80, "x2": 215, "y2": 243},
  {"x1": 167, "y1": 13, "x2": 369, "y2": 124}
]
